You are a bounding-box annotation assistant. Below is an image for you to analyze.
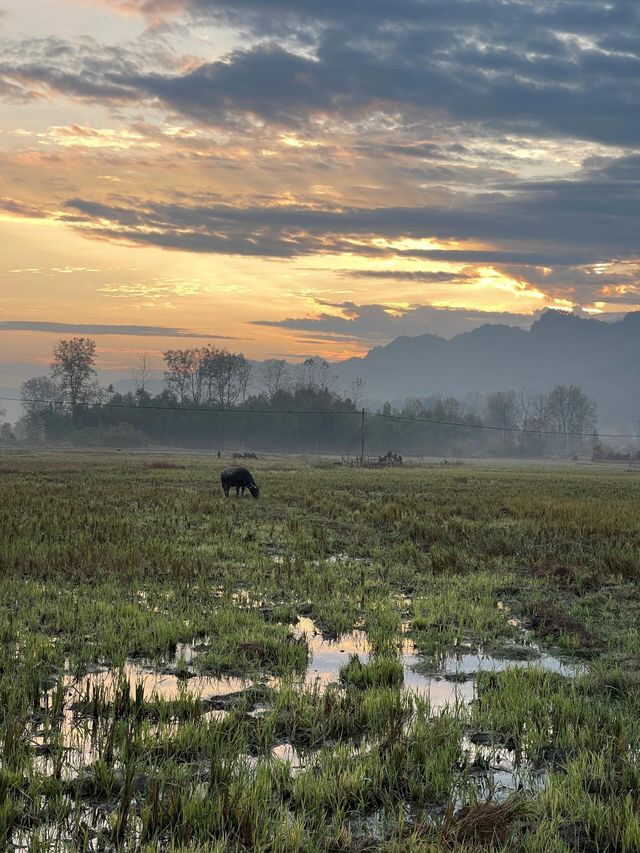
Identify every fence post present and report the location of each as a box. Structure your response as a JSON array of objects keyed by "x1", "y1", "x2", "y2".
[{"x1": 361, "y1": 408, "x2": 365, "y2": 465}]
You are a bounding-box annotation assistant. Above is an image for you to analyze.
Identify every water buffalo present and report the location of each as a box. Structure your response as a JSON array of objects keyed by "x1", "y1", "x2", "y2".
[{"x1": 221, "y1": 466, "x2": 260, "y2": 498}]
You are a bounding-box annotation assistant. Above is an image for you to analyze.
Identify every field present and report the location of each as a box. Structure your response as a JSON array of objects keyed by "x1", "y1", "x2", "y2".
[{"x1": 1, "y1": 451, "x2": 640, "y2": 851}]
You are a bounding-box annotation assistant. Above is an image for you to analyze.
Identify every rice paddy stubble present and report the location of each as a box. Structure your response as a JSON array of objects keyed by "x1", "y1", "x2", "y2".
[{"x1": 1, "y1": 451, "x2": 640, "y2": 849}]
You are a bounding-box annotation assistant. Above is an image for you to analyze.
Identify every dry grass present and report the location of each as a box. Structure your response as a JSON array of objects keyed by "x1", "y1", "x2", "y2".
[
  {"x1": 440, "y1": 794, "x2": 530, "y2": 848},
  {"x1": 144, "y1": 461, "x2": 187, "y2": 469},
  {"x1": 526, "y1": 600, "x2": 594, "y2": 648}
]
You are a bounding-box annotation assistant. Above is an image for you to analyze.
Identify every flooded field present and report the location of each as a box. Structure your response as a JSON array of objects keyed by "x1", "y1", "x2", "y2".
[{"x1": 2, "y1": 451, "x2": 640, "y2": 850}]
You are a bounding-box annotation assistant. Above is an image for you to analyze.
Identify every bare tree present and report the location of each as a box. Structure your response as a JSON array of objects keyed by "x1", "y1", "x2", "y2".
[
  {"x1": 236, "y1": 356, "x2": 252, "y2": 404},
  {"x1": 297, "y1": 358, "x2": 317, "y2": 389},
  {"x1": 530, "y1": 392, "x2": 550, "y2": 432},
  {"x1": 132, "y1": 352, "x2": 154, "y2": 398},
  {"x1": 515, "y1": 389, "x2": 538, "y2": 449},
  {"x1": 51, "y1": 337, "x2": 98, "y2": 409},
  {"x1": 163, "y1": 348, "x2": 203, "y2": 404},
  {"x1": 348, "y1": 377, "x2": 367, "y2": 407},
  {"x1": 260, "y1": 359, "x2": 290, "y2": 399},
  {"x1": 318, "y1": 360, "x2": 338, "y2": 394},
  {"x1": 486, "y1": 390, "x2": 519, "y2": 446},
  {"x1": 547, "y1": 385, "x2": 597, "y2": 450},
  {"x1": 297, "y1": 358, "x2": 337, "y2": 392},
  {"x1": 516, "y1": 390, "x2": 534, "y2": 431},
  {"x1": 202, "y1": 347, "x2": 251, "y2": 408}
]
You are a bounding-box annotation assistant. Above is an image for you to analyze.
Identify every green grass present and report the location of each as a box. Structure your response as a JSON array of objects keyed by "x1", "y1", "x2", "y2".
[{"x1": 1, "y1": 450, "x2": 640, "y2": 850}]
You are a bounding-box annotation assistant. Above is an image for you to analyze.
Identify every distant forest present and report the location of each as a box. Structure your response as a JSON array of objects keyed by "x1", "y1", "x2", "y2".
[{"x1": 0, "y1": 337, "x2": 609, "y2": 458}]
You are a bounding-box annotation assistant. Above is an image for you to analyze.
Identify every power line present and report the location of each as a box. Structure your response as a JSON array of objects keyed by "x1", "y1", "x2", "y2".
[
  {"x1": 2, "y1": 395, "x2": 638, "y2": 440},
  {"x1": 368, "y1": 410, "x2": 638, "y2": 440},
  {"x1": 2, "y1": 396, "x2": 356, "y2": 417}
]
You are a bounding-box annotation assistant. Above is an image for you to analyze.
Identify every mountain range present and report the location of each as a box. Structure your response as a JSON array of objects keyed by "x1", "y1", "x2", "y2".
[
  {"x1": 2, "y1": 311, "x2": 638, "y2": 434},
  {"x1": 332, "y1": 310, "x2": 640, "y2": 432}
]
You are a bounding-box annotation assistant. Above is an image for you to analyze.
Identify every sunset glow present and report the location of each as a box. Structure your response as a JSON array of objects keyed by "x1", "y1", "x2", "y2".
[{"x1": 1, "y1": 0, "x2": 639, "y2": 384}]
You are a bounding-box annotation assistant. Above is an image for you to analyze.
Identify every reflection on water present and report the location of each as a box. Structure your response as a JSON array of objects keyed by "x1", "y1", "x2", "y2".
[
  {"x1": 294, "y1": 617, "x2": 475, "y2": 711},
  {"x1": 295, "y1": 616, "x2": 371, "y2": 690},
  {"x1": 30, "y1": 609, "x2": 582, "y2": 796},
  {"x1": 271, "y1": 742, "x2": 306, "y2": 775},
  {"x1": 416, "y1": 647, "x2": 583, "y2": 680},
  {"x1": 457, "y1": 735, "x2": 548, "y2": 805},
  {"x1": 32, "y1": 663, "x2": 259, "y2": 778},
  {"x1": 295, "y1": 615, "x2": 582, "y2": 711}
]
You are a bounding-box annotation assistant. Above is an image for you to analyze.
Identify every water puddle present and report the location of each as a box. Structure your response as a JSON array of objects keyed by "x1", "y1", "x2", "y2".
[
  {"x1": 292, "y1": 617, "x2": 474, "y2": 712},
  {"x1": 31, "y1": 663, "x2": 263, "y2": 779},
  {"x1": 57, "y1": 661, "x2": 254, "y2": 703},
  {"x1": 411, "y1": 646, "x2": 582, "y2": 680},
  {"x1": 270, "y1": 552, "x2": 370, "y2": 567},
  {"x1": 293, "y1": 616, "x2": 580, "y2": 707},
  {"x1": 271, "y1": 742, "x2": 307, "y2": 775},
  {"x1": 458, "y1": 735, "x2": 547, "y2": 805},
  {"x1": 27, "y1": 609, "x2": 582, "y2": 794},
  {"x1": 294, "y1": 617, "x2": 371, "y2": 690}
]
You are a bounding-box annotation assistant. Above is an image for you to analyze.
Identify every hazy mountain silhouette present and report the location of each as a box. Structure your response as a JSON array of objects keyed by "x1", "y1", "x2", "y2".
[{"x1": 334, "y1": 310, "x2": 640, "y2": 431}]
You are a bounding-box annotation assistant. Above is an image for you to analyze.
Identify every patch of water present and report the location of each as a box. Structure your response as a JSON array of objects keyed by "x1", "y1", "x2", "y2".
[
  {"x1": 11, "y1": 804, "x2": 143, "y2": 853},
  {"x1": 294, "y1": 616, "x2": 371, "y2": 690},
  {"x1": 29, "y1": 609, "x2": 582, "y2": 798},
  {"x1": 457, "y1": 736, "x2": 547, "y2": 805},
  {"x1": 410, "y1": 599, "x2": 584, "y2": 681},
  {"x1": 32, "y1": 662, "x2": 263, "y2": 779},
  {"x1": 271, "y1": 553, "x2": 370, "y2": 567},
  {"x1": 413, "y1": 647, "x2": 582, "y2": 680},
  {"x1": 271, "y1": 742, "x2": 307, "y2": 775},
  {"x1": 294, "y1": 617, "x2": 474, "y2": 711},
  {"x1": 56, "y1": 662, "x2": 254, "y2": 703}
]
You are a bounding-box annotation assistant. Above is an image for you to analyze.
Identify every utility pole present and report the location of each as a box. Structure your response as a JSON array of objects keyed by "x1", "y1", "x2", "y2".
[{"x1": 361, "y1": 407, "x2": 365, "y2": 465}]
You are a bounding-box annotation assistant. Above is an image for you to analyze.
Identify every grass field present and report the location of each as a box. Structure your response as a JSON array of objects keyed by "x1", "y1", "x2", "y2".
[{"x1": 1, "y1": 450, "x2": 640, "y2": 851}]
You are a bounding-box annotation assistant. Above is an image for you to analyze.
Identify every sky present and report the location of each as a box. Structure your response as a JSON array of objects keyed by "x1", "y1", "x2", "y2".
[{"x1": 1, "y1": 0, "x2": 639, "y2": 386}]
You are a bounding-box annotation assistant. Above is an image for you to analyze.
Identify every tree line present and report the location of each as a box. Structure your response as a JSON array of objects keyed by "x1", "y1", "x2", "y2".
[{"x1": 0, "y1": 336, "x2": 604, "y2": 457}]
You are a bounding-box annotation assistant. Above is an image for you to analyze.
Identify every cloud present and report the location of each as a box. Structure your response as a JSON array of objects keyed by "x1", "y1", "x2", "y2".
[
  {"x1": 252, "y1": 301, "x2": 542, "y2": 343},
  {"x1": 344, "y1": 270, "x2": 476, "y2": 283},
  {"x1": 3, "y1": 2, "x2": 640, "y2": 145},
  {"x1": 2, "y1": 3, "x2": 639, "y2": 322},
  {"x1": 0, "y1": 321, "x2": 238, "y2": 338},
  {"x1": 0, "y1": 197, "x2": 49, "y2": 219},
  {"x1": 54, "y1": 151, "x2": 640, "y2": 270}
]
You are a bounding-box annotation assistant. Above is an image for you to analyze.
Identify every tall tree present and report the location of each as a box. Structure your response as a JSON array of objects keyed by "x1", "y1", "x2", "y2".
[
  {"x1": 19, "y1": 376, "x2": 62, "y2": 442},
  {"x1": 297, "y1": 358, "x2": 337, "y2": 393},
  {"x1": 547, "y1": 385, "x2": 597, "y2": 449},
  {"x1": 516, "y1": 389, "x2": 537, "y2": 451},
  {"x1": 51, "y1": 337, "x2": 98, "y2": 409},
  {"x1": 530, "y1": 392, "x2": 551, "y2": 433},
  {"x1": 260, "y1": 359, "x2": 290, "y2": 399},
  {"x1": 203, "y1": 348, "x2": 251, "y2": 408},
  {"x1": 132, "y1": 352, "x2": 154, "y2": 400},
  {"x1": 486, "y1": 390, "x2": 519, "y2": 445},
  {"x1": 163, "y1": 348, "x2": 201, "y2": 404},
  {"x1": 20, "y1": 376, "x2": 60, "y2": 413},
  {"x1": 0, "y1": 423, "x2": 15, "y2": 444},
  {"x1": 348, "y1": 377, "x2": 367, "y2": 407}
]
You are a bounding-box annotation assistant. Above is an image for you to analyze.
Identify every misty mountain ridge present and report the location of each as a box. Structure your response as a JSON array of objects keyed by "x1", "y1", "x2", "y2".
[
  {"x1": 332, "y1": 310, "x2": 640, "y2": 432},
  {"x1": 3, "y1": 311, "x2": 637, "y2": 435}
]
